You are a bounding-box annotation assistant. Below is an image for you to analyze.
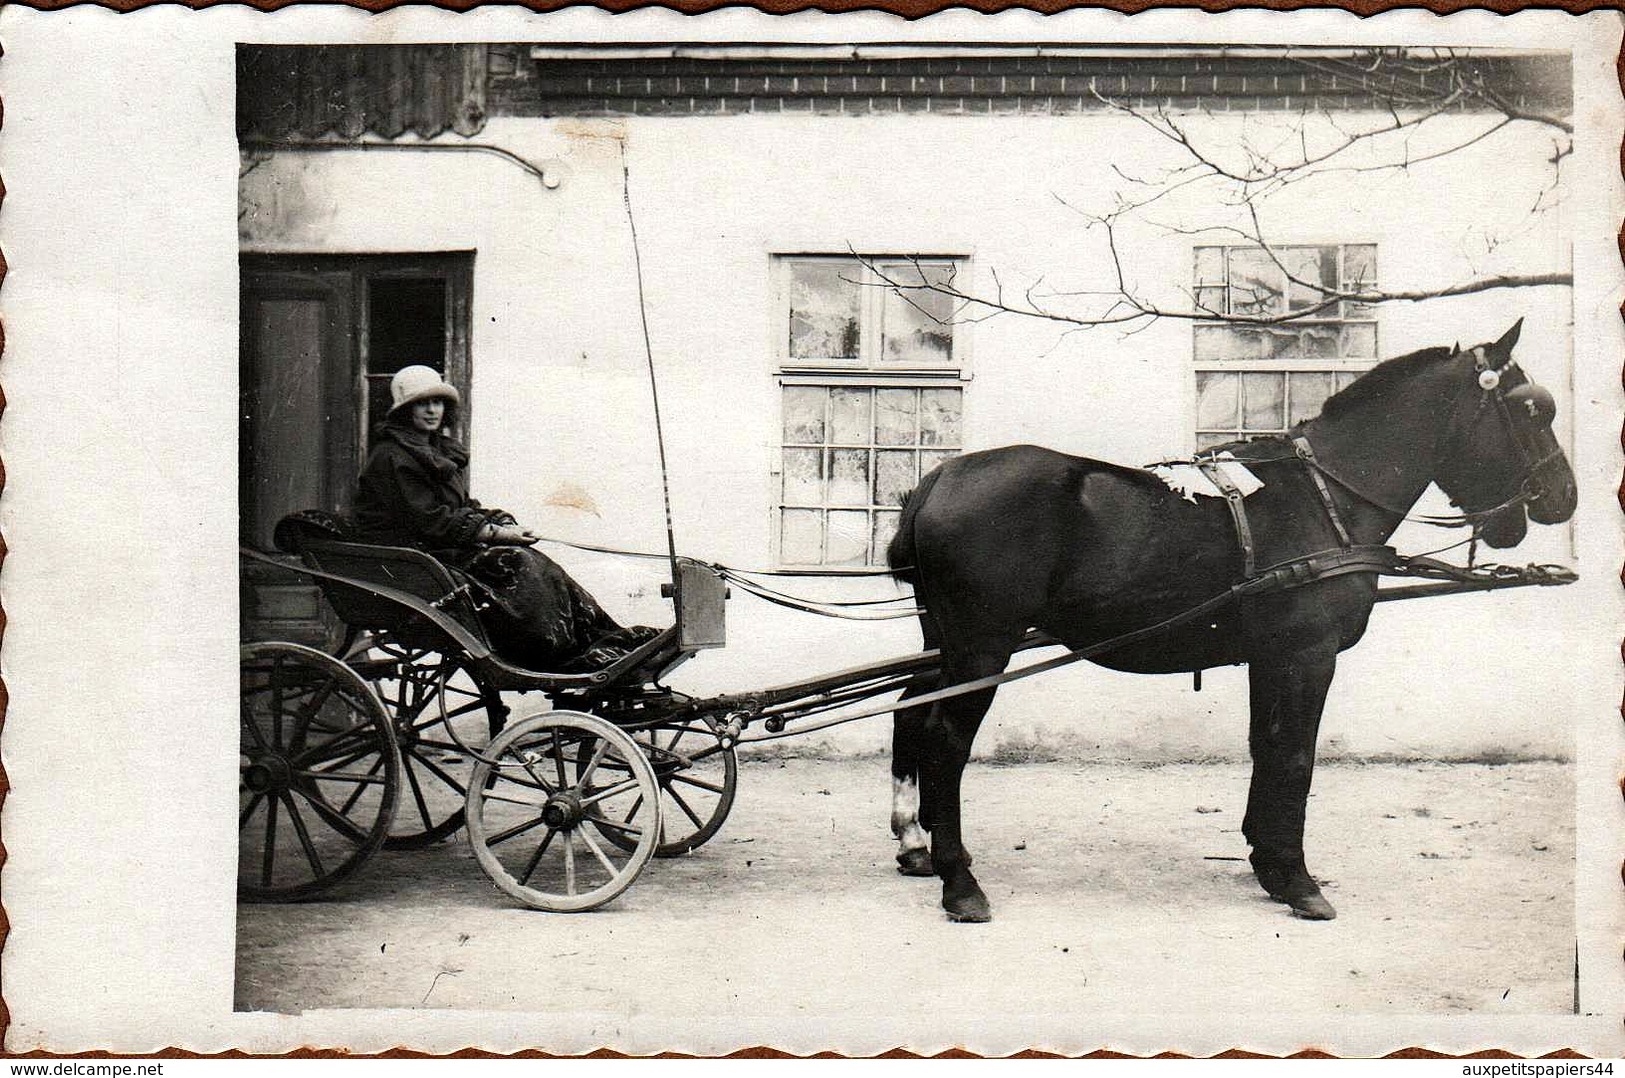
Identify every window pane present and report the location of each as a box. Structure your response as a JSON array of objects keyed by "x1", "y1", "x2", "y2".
[
  {"x1": 780, "y1": 509, "x2": 824, "y2": 564},
  {"x1": 830, "y1": 387, "x2": 871, "y2": 445},
  {"x1": 1283, "y1": 247, "x2": 1335, "y2": 313},
  {"x1": 783, "y1": 385, "x2": 826, "y2": 443},
  {"x1": 920, "y1": 449, "x2": 958, "y2": 477},
  {"x1": 830, "y1": 448, "x2": 870, "y2": 505},
  {"x1": 1242, "y1": 372, "x2": 1286, "y2": 430},
  {"x1": 919, "y1": 388, "x2": 963, "y2": 447},
  {"x1": 1195, "y1": 432, "x2": 1234, "y2": 451},
  {"x1": 1297, "y1": 325, "x2": 1341, "y2": 359},
  {"x1": 872, "y1": 511, "x2": 901, "y2": 564},
  {"x1": 1336, "y1": 370, "x2": 1363, "y2": 392},
  {"x1": 875, "y1": 388, "x2": 918, "y2": 446},
  {"x1": 1195, "y1": 287, "x2": 1227, "y2": 314},
  {"x1": 1342, "y1": 244, "x2": 1378, "y2": 288},
  {"x1": 1195, "y1": 371, "x2": 1240, "y2": 430},
  {"x1": 1226, "y1": 248, "x2": 1283, "y2": 318},
  {"x1": 788, "y1": 262, "x2": 860, "y2": 360},
  {"x1": 1341, "y1": 322, "x2": 1377, "y2": 358},
  {"x1": 1196, "y1": 326, "x2": 1271, "y2": 363},
  {"x1": 875, "y1": 450, "x2": 917, "y2": 507},
  {"x1": 1194, "y1": 247, "x2": 1225, "y2": 286},
  {"x1": 826, "y1": 510, "x2": 870, "y2": 566},
  {"x1": 782, "y1": 447, "x2": 824, "y2": 505},
  {"x1": 1288, "y1": 371, "x2": 1338, "y2": 425},
  {"x1": 881, "y1": 262, "x2": 955, "y2": 364}
]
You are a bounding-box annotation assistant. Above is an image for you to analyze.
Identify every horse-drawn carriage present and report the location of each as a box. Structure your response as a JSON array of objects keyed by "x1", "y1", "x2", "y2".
[{"x1": 241, "y1": 321, "x2": 1578, "y2": 920}]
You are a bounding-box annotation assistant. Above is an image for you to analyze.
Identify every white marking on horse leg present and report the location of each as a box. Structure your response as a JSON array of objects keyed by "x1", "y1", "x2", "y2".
[{"x1": 891, "y1": 775, "x2": 928, "y2": 852}]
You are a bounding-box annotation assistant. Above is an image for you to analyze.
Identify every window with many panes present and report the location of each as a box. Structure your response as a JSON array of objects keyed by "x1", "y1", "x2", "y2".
[
  {"x1": 777, "y1": 256, "x2": 965, "y2": 567},
  {"x1": 1193, "y1": 244, "x2": 1378, "y2": 451}
]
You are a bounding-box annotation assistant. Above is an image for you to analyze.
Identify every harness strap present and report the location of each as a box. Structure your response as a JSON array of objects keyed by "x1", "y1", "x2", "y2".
[
  {"x1": 734, "y1": 543, "x2": 1402, "y2": 738},
  {"x1": 1292, "y1": 436, "x2": 1354, "y2": 548},
  {"x1": 1195, "y1": 459, "x2": 1256, "y2": 579}
]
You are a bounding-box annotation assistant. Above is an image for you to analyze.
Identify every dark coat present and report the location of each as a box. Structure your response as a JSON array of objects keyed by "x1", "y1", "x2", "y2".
[
  {"x1": 354, "y1": 424, "x2": 506, "y2": 550},
  {"x1": 352, "y1": 420, "x2": 652, "y2": 671}
]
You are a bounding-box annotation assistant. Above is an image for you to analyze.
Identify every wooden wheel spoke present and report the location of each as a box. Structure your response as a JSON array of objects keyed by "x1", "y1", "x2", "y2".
[
  {"x1": 402, "y1": 756, "x2": 434, "y2": 831},
  {"x1": 280, "y1": 792, "x2": 326, "y2": 879},
  {"x1": 518, "y1": 828, "x2": 558, "y2": 886},
  {"x1": 486, "y1": 811, "x2": 550, "y2": 848},
  {"x1": 586, "y1": 814, "x2": 644, "y2": 840},
  {"x1": 260, "y1": 795, "x2": 279, "y2": 887},
  {"x1": 298, "y1": 768, "x2": 388, "y2": 786},
  {"x1": 666, "y1": 784, "x2": 707, "y2": 830},
  {"x1": 577, "y1": 739, "x2": 613, "y2": 788},
  {"x1": 550, "y1": 729, "x2": 570, "y2": 789},
  {"x1": 239, "y1": 791, "x2": 265, "y2": 829},
  {"x1": 290, "y1": 678, "x2": 339, "y2": 727},
  {"x1": 241, "y1": 699, "x2": 271, "y2": 752},
  {"x1": 578, "y1": 826, "x2": 620, "y2": 877},
  {"x1": 563, "y1": 830, "x2": 577, "y2": 895},
  {"x1": 480, "y1": 789, "x2": 547, "y2": 810},
  {"x1": 579, "y1": 777, "x2": 641, "y2": 808},
  {"x1": 408, "y1": 750, "x2": 468, "y2": 796},
  {"x1": 668, "y1": 772, "x2": 727, "y2": 795},
  {"x1": 295, "y1": 724, "x2": 379, "y2": 768},
  {"x1": 292, "y1": 787, "x2": 370, "y2": 845},
  {"x1": 337, "y1": 754, "x2": 385, "y2": 816}
]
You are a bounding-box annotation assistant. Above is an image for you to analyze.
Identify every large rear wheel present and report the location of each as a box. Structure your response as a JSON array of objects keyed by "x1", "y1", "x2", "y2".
[
  {"x1": 466, "y1": 711, "x2": 659, "y2": 912},
  {"x1": 349, "y1": 640, "x2": 507, "y2": 848},
  {"x1": 239, "y1": 642, "x2": 400, "y2": 902}
]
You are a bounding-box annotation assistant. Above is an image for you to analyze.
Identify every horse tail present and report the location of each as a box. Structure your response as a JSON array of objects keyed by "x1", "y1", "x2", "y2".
[{"x1": 887, "y1": 464, "x2": 946, "y2": 587}]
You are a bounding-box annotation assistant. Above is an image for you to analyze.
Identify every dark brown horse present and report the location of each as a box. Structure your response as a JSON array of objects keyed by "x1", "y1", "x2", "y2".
[{"x1": 886, "y1": 320, "x2": 1575, "y2": 922}]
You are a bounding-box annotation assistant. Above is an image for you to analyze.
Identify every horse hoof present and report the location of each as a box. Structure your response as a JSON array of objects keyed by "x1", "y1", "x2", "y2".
[
  {"x1": 896, "y1": 848, "x2": 934, "y2": 877},
  {"x1": 1288, "y1": 893, "x2": 1337, "y2": 921},
  {"x1": 942, "y1": 884, "x2": 992, "y2": 923}
]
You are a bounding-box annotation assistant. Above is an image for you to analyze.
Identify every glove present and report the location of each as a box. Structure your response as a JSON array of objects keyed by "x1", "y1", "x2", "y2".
[{"x1": 482, "y1": 524, "x2": 540, "y2": 546}]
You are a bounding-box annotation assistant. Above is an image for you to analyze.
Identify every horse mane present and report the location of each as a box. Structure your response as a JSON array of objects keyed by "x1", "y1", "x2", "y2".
[{"x1": 1312, "y1": 346, "x2": 1456, "y2": 423}]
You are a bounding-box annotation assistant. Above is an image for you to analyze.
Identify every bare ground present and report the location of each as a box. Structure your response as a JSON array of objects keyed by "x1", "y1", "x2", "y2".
[{"x1": 235, "y1": 759, "x2": 1573, "y2": 1019}]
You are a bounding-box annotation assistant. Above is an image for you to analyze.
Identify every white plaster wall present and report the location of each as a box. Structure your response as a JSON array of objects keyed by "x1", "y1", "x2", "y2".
[{"x1": 239, "y1": 103, "x2": 1583, "y2": 761}]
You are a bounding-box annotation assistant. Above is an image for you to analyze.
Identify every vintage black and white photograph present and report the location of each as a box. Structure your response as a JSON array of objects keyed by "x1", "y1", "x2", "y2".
[{"x1": 1, "y1": 5, "x2": 1621, "y2": 1057}]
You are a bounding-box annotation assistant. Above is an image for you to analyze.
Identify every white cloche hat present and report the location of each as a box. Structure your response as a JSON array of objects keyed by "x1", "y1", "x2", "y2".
[{"x1": 389, "y1": 365, "x2": 461, "y2": 414}]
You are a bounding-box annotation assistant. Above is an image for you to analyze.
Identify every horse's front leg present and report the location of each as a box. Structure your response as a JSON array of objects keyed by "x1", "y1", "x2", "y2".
[{"x1": 1243, "y1": 642, "x2": 1339, "y2": 920}]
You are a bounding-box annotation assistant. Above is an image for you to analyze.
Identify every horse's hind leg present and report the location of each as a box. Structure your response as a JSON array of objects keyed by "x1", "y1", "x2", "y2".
[
  {"x1": 1243, "y1": 642, "x2": 1340, "y2": 921},
  {"x1": 891, "y1": 678, "x2": 936, "y2": 877},
  {"x1": 918, "y1": 637, "x2": 1018, "y2": 923}
]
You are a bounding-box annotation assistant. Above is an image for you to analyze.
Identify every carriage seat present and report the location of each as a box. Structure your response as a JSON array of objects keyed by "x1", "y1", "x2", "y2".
[{"x1": 270, "y1": 511, "x2": 702, "y2": 677}]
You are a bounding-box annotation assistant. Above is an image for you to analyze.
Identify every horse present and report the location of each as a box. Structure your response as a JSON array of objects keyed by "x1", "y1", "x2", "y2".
[{"x1": 884, "y1": 319, "x2": 1576, "y2": 923}]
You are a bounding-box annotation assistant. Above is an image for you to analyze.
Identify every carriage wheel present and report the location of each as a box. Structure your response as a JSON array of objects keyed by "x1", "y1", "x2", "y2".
[
  {"x1": 578, "y1": 717, "x2": 738, "y2": 857},
  {"x1": 350, "y1": 641, "x2": 507, "y2": 849},
  {"x1": 466, "y1": 711, "x2": 660, "y2": 912},
  {"x1": 239, "y1": 642, "x2": 400, "y2": 902}
]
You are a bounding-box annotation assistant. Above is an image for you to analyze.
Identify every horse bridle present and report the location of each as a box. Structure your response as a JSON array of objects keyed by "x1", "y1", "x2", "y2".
[
  {"x1": 1295, "y1": 346, "x2": 1560, "y2": 531},
  {"x1": 1445, "y1": 345, "x2": 1562, "y2": 518}
]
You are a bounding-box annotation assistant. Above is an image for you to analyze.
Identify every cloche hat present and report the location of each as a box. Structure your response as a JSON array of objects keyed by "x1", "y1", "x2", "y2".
[{"x1": 389, "y1": 365, "x2": 461, "y2": 414}]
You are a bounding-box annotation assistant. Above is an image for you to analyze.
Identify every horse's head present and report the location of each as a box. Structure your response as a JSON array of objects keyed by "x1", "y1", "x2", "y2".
[{"x1": 1432, "y1": 319, "x2": 1577, "y2": 548}]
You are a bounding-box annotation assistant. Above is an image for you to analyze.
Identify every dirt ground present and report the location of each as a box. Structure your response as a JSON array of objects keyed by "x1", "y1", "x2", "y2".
[{"x1": 235, "y1": 758, "x2": 1573, "y2": 1023}]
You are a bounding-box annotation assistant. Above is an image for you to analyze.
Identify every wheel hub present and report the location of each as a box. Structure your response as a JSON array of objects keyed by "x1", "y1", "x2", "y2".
[
  {"x1": 242, "y1": 753, "x2": 293, "y2": 794},
  {"x1": 541, "y1": 793, "x2": 585, "y2": 830}
]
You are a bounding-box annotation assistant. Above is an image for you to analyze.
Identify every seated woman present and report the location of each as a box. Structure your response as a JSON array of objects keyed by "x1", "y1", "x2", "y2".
[{"x1": 354, "y1": 365, "x2": 659, "y2": 672}]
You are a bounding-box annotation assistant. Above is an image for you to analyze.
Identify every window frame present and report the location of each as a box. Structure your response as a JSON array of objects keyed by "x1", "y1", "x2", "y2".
[
  {"x1": 1190, "y1": 242, "x2": 1378, "y2": 451},
  {"x1": 771, "y1": 253, "x2": 970, "y2": 570}
]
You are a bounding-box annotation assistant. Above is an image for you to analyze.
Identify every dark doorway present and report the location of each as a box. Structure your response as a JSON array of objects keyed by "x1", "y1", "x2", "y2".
[{"x1": 239, "y1": 251, "x2": 473, "y2": 645}]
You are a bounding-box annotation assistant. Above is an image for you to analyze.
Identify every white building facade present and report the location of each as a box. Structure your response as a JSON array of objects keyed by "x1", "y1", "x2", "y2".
[{"x1": 238, "y1": 43, "x2": 1581, "y2": 761}]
